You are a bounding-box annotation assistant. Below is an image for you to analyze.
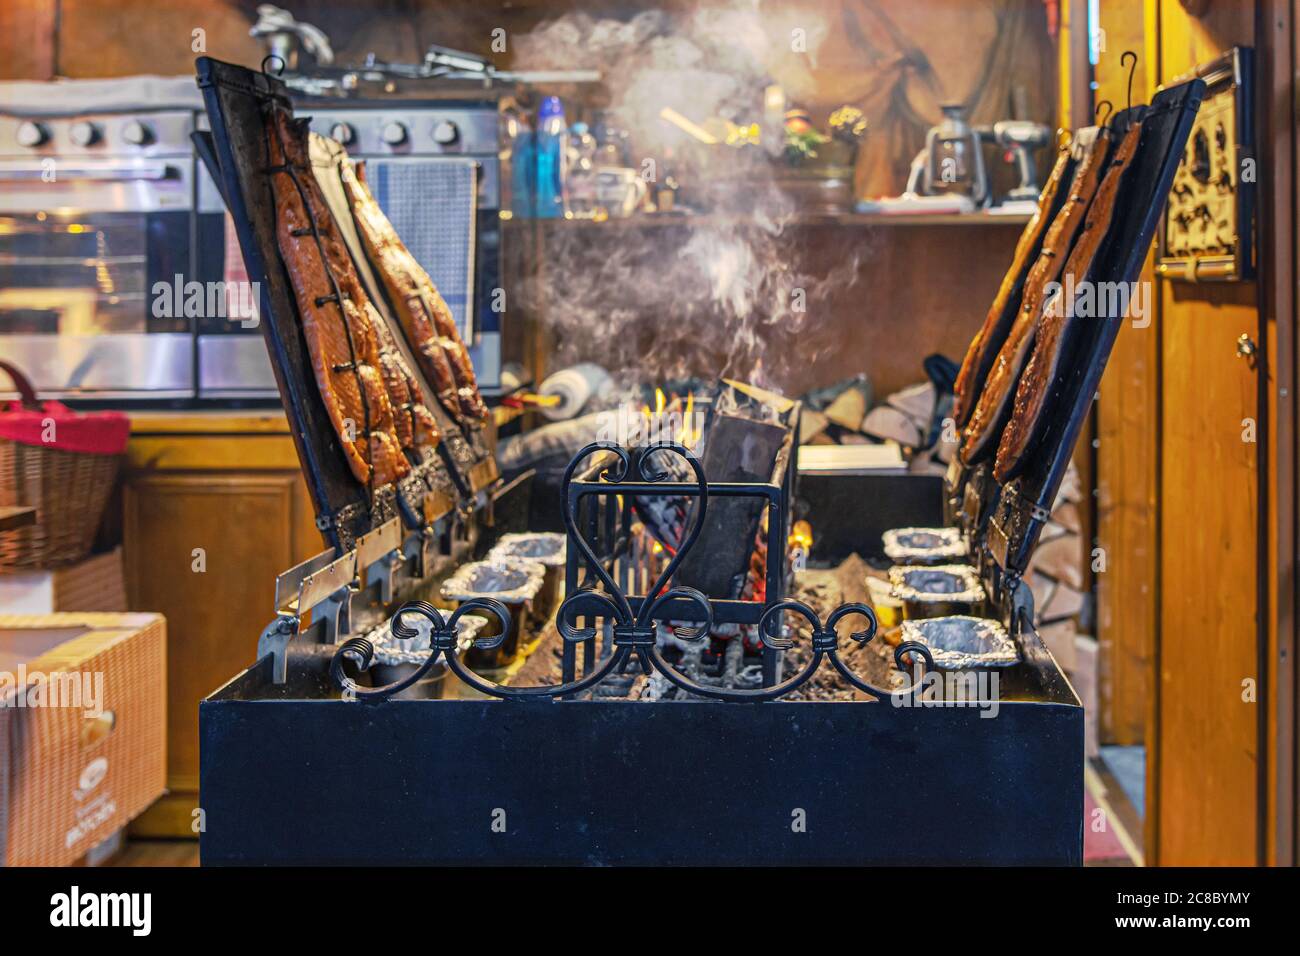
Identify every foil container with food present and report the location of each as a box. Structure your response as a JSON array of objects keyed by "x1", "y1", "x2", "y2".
[
  {"x1": 369, "y1": 611, "x2": 488, "y2": 666},
  {"x1": 899, "y1": 615, "x2": 1019, "y2": 670},
  {"x1": 441, "y1": 557, "x2": 547, "y2": 606},
  {"x1": 487, "y1": 532, "x2": 567, "y2": 619},
  {"x1": 888, "y1": 564, "x2": 986, "y2": 619},
  {"x1": 441, "y1": 557, "x2": 547, "y2": 669},
  {"x1": 487, "y1": 532, "x2": 567, "y2": 567},
  {"x1": 362, "y1": 613, "x2": 488, "y2": 700},
  {"x1": 881, "y1": 526, "x2": 969, "y2": 564}
]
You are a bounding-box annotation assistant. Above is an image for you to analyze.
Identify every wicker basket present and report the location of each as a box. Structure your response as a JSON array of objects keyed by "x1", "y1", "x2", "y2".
[{"x1": 0, "y1": 361, "x2": 125, "y2": 570}]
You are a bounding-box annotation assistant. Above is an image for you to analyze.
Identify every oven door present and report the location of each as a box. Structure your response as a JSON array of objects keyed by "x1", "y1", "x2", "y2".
[{"x1": 0, "y1": 158, "x2": 197, "y2": 400}]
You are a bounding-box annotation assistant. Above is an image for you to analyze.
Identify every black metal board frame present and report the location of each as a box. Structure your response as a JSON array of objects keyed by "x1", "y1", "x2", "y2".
[
  {"x1": 941, "y1": 128, "x2": 1107, "y2": 543},
  {"x1": 985, "y1": 78, "x2": 1206, "y2": 574},
  {"x1": 195, "y1": 56, "x2": 485, "y2": 551}
]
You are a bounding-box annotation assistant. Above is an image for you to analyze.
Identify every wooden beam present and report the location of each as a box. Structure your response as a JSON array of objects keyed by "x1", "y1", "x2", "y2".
[{"x1": 0, "y1": 0, "x2": 57, "y2": 80}]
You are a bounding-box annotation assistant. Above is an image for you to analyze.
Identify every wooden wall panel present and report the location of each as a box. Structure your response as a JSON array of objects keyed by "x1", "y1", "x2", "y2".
[
  {"x1": 1095, "y1": 258, "x2": 1160, "y2": 748},
  {"x1": 515, "y1": 218, "x2": 1025, "y2": 398},
  {"x1": 1094, "y1": 0, "x2": 1159, "y2": 749},
  {"x1": 1258, "y1": 0, "x2": 1294, "y2": 868},
  {"x1": 0, "y1": 0, "x2": 56, "y2": 80},
  {"x1": 56, "y1": 0, "x2": 262, "y2": 77}
]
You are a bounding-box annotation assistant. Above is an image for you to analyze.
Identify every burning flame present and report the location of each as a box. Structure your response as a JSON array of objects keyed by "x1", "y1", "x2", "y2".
[
  {"x1": 789, "y1": 520, "x2": 813, "y2": 552},
  {"x1": 640, "y1": 388, "x2": 702, "y2": 447}
]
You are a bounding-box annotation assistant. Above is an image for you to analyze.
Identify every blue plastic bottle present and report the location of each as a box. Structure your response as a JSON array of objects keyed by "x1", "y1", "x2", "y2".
[
  {"x1": 534, "y1": 96, "x2": 568, "y2": 219},
  {"x1": 509, "y1": 114, "x2": 536, "y2": 218}
]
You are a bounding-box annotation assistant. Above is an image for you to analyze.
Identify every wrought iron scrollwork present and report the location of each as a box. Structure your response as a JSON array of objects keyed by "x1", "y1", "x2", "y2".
[
  {"x1": 330, "y1": 440, "x2": 934, "y2": 703},
  {"x1": 643, "y1": 598, "x2": 934, "y2": 703}
]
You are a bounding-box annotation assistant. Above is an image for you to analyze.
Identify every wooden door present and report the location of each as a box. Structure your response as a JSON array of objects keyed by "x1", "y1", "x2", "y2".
[
  {"x1": 1150, "y1": 0, "x2": 1263, "y2": 868},
  {"x1": 1157, "y1": 282, "x2": 1261, "y2": 864}
]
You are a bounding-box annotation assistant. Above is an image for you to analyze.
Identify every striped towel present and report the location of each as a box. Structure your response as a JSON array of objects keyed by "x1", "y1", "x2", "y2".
[{"x1": 368, "y1": 158, "x2": 478, "y2": 341}]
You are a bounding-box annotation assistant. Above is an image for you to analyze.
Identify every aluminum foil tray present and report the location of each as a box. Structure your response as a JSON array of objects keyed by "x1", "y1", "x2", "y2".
[
  {"x1": 487, "y1": 532, "x2": 567, "y2": 567},
  {"x1": 441, "y1": 557, "x2": 546, "y2": 605},
  {"x1": 367, "y1": 612, "x2": 488, "y2": 666},
  {"x1": 899, "y1": 615, "x2": 1019, "y2": 670},
  {"x1": 882, "y1": 526, "x2": 969, "y2": 564},
  {"x1": 888, "y1": 564, "x2": 985, "y2": 605}
]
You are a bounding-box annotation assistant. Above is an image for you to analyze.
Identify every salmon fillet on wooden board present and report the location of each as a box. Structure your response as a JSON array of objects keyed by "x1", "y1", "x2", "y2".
[
  {"x1": 952, "y1": 145, "x2": 1074, "y2": 427},
  {"x1": 371, "y1": 297, "x2": 441, "y2": 454},
  {"x1": 266, "y1": 108, "x2": 411, "y2": 489},
  {"x1": 994, "y1": 121, "x2": 1144, "y2": 483},
  {"x1": 303, "y1": 132, "x2": 440, "y2": 456},
  {"x1": 959, "y1": 129, "x2": 1113, "y2": 465},
  {"x1": 339, "y1": 160, "x2": 489, "y2": 428}
]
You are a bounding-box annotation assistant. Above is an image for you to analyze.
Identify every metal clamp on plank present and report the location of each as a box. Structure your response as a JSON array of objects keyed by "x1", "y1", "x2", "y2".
[
  {"x1": 258, "y1": 547, "x2": 360, "y2": 683},
  {"x1": 354, "y1": 517, "x2": 403, "y2": 605}
]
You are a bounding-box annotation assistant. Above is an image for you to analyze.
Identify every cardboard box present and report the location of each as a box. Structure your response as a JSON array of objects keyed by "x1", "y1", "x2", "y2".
[
  {"x1": 0, "y1": 549, "x2": 126, "y2": 615},
  {"x1": 0, "y1": 613, "x2": 166, "y2": 866}
]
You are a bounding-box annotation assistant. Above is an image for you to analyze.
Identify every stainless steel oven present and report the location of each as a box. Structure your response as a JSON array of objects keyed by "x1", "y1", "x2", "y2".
[{"x1": 0, "y1": 79, "x2": 277, "y2": 402}]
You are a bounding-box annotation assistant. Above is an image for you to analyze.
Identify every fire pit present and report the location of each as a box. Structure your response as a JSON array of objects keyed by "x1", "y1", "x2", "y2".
[{"x1": 202, "y1": 439, "x2": 1083, "y2": 864}]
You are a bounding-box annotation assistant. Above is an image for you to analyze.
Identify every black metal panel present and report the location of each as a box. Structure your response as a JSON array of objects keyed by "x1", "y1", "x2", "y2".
[
  {"x1": 990, "y1": 78, "x2": 1205, "y2": 573},
  {"x1": 799, "y1": 472, "x2": 944, "y2": 564},
  {"x1": 195, "y1": 56, "x2": 489, "y2": 549},
  {"x1": 674, "y1": 415, "x2": 789, "y2": 597},
  {"x1": 201, "y1": 681, "x2": 1081, "y2": 866},
  {"x1": 196, "y1": 57, "x2": 360, "y2": 548}
]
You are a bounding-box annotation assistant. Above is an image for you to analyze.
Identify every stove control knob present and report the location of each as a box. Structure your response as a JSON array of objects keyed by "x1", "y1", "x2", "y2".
[
  {"x1": 15, "y1": 121, "x2": 49, "y2": 148},
  {"x1": 432, "y1": 120, "x2": 460, "y2": 146},
  {"x1": 381, "y1": 121, "x2": 408, "y2": 147},
  {"x1": 121, "y1": 120, "x2": 153, "y2": 146},
  {"x1": 329, "y1": 122, "x2": 356, "y2": 146},
  {"x1": 69, "y1": 121, "x2": 101, "y2": 147}
]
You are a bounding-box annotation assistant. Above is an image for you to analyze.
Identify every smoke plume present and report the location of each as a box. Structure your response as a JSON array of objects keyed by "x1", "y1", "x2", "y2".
[{"x1": 512, "y1": 1, "x2": 866, "y2": 392}]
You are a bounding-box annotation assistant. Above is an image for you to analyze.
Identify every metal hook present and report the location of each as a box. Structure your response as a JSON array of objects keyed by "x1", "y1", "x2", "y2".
[
  {"x1": 1121, "y1": 50, "x2": 1138, "y2": 112},
  {"x1": 1095, "y1": 99, "x2": 1113, "y2": 127},
  {"x1": 261, "y1": 54, "x2": 286, "y2": 77}
]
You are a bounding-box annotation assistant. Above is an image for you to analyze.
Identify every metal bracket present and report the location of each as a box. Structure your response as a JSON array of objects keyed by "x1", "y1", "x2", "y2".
[
  {"x1": 355, "y1": 517, "x2": 403, "y2": 604},
  {"x1": 263, "y1": 547, "x2": 361, "y2": 683},
  {"x1": 257, "y1": 613, "x2": 299, "y2": 684}
]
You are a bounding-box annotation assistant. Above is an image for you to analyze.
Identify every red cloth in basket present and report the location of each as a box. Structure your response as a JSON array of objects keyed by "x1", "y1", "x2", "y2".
[{"x1": 0, "y1": 401, "x2": 130, "y2": 455}]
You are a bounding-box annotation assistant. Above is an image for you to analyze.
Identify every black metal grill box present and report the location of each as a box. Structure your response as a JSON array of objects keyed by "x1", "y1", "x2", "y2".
[{"x1": 192, "y1": 55, "x2": 1203, "y2": 866}]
